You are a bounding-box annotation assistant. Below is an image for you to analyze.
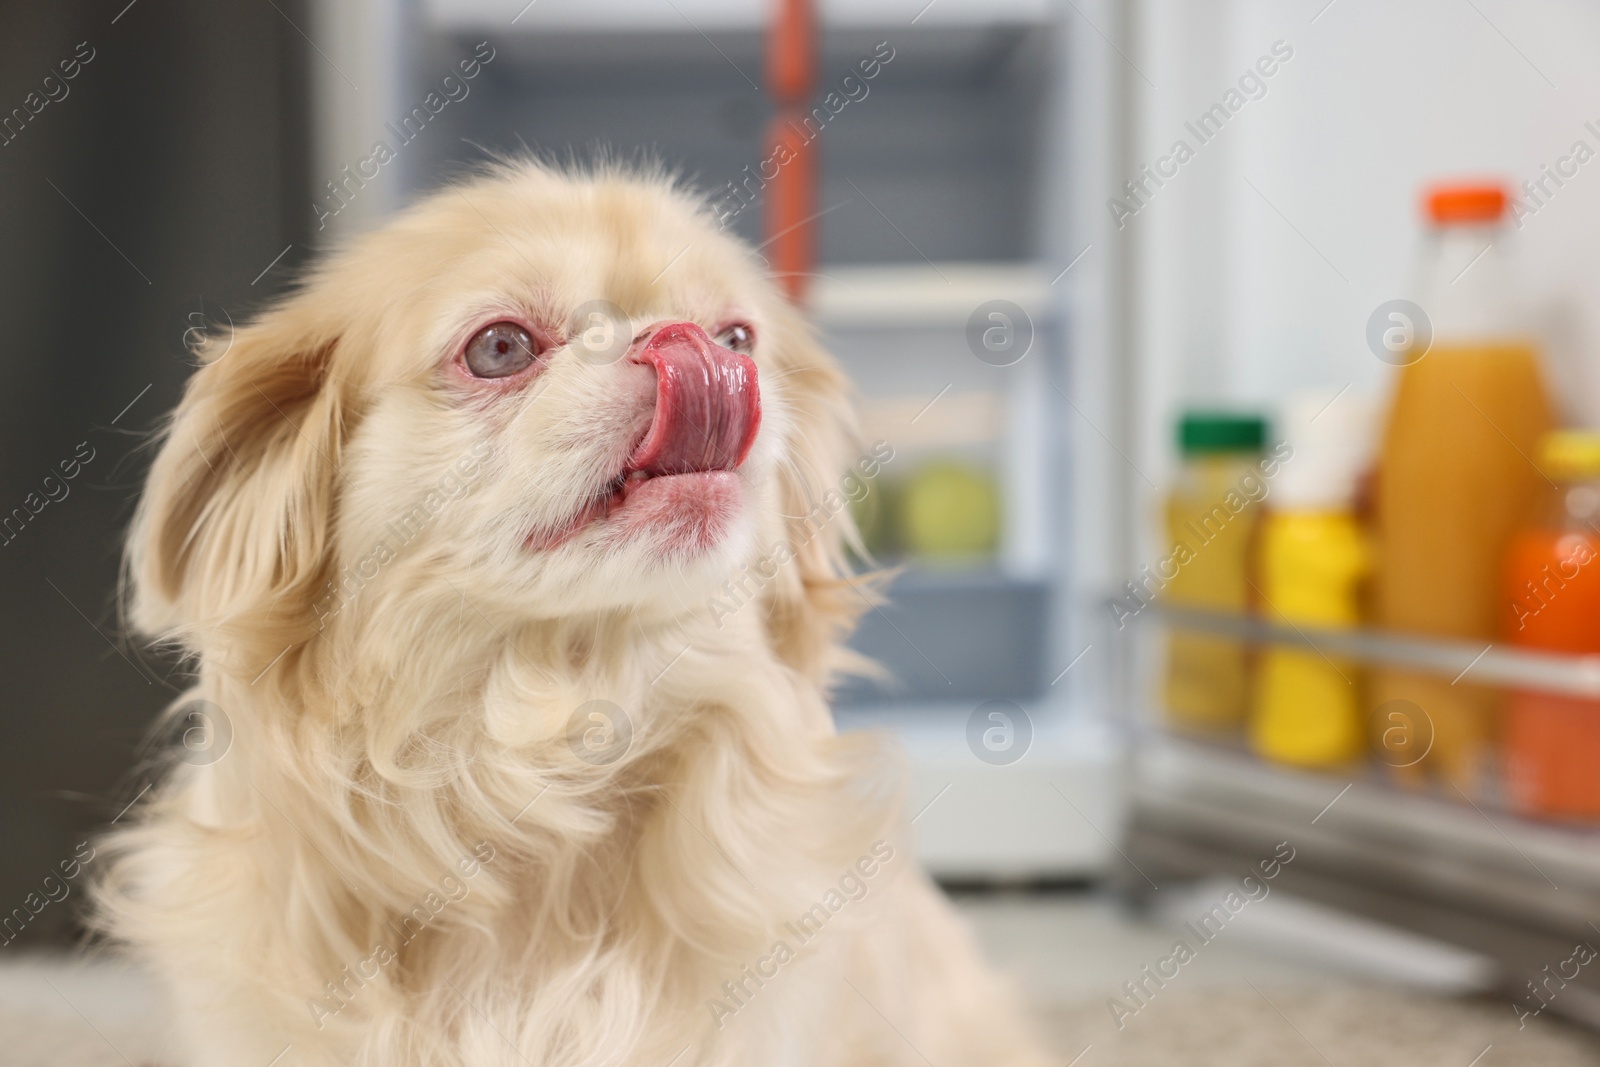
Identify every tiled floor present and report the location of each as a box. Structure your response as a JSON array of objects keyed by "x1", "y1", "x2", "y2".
[
  {"x1": 0, "y1": 950, "x2": 173, "y2": 1064},
  {"x1": 6, "y1": 889, "x2": 1599, "y2": 1065},
  {"x1": 956, "y1": 889, "x2": 1346, "y2": 1000},
  {"x1": 957, "y1": 889, "x2": 1600, "y2": 1065}
]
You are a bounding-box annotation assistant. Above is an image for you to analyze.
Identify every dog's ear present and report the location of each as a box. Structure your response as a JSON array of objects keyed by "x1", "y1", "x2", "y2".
[
  {"x1": 128, "y1": 299, "x2": 347, "y2": 656},
  {"x1": 760, "y1": 314, "x2": 878, "y2": 682}
]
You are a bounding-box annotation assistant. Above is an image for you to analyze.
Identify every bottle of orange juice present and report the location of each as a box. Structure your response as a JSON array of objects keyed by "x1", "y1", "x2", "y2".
[
  {"x1": 1501, "y1": 431, "x2": 1600, "y2": 817},
  {"x1": 1372, "y1": 183, "x2": 1554, "y2": 791}
]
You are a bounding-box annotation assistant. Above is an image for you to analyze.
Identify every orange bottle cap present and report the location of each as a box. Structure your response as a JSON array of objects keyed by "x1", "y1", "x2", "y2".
[{"x1": 1425, "y1": 184, "x2": 1507, "y2": 224}]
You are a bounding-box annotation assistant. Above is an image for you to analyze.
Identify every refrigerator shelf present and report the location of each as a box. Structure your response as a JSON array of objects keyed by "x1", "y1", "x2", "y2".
[
  {"x1": 1120, "y1": 734, "x2": 1600, "y2": 1027},
  {"x1": 1142, "y1": 604, "x2": 1600, "y2": 699},
  {"x1": 1121, "y1": 610, "x2": 1600, "y2": 1023}
]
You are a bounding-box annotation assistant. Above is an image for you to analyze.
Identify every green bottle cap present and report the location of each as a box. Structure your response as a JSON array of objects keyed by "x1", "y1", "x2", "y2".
[{"x1": 1178, "y1": 412, "x2": 1267, "y2": 454}]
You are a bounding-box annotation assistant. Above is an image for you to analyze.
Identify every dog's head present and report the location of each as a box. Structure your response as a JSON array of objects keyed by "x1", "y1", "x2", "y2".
[{"x1": 131, "y1": 163, "x2": 869, "y2": 682}]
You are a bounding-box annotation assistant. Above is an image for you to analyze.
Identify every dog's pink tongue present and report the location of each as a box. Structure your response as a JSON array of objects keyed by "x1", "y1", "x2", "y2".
[{"x1": 628, "y1": 322, "x2": 761, "y2": 475}]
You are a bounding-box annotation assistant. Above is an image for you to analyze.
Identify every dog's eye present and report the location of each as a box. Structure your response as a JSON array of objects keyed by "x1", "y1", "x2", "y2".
[
  {"x1": 464, "y1": 322, "x2": 539, "y2": 378},
  {"x1": 715, "y1": 322, "x2": 755, "y2": 354}
]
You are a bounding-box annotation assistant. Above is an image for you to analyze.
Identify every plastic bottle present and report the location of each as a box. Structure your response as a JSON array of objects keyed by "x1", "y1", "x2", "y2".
[
  {"x1": 1501, "y1": 431, "x2": 1600, "y2": 818},
  {"x1": 1163, "y1": 413, "x2": 1267, "y2": 731},
  {"x1": 1250, "y1": 391, "x2": 1375, "y2": 767},
  {"x1": 1372, "y1": 183, "x2": 1554, "y2": 791}
]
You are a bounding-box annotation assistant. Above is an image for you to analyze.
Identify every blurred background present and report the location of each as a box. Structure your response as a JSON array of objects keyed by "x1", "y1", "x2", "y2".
[{"x1": 11, "y1": 0, "x2": 1600, "y2": 1061}]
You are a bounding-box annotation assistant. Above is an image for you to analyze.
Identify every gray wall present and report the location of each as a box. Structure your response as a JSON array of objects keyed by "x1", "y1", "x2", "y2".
[{"x1": 0, "y1": 0, "x2": 309, "y2": 944}]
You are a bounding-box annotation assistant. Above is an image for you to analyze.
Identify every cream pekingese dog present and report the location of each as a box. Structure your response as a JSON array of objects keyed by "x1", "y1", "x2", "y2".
[{"x1": 96, "y1": 163, "x2": 1052, "y2": 1067}]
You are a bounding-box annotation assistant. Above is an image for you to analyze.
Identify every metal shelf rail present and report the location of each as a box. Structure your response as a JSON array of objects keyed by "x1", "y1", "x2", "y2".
[{"x1": 1148, "y1": 604, "x2": 1600, "y2": 698}]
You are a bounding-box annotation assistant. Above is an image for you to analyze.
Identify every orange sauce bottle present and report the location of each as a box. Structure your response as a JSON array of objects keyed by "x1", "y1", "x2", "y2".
[{"x1": 1501, "y1": 431, "x2": 1600, "y2": 818}]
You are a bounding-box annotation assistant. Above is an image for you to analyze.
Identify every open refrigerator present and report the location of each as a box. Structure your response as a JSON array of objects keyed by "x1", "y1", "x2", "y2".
[
  {"x1": 304, "y1": 0, "x2": 1600, "y2": 1021},
  {"x1": 306, "y1": 0, "x2": 1136, "y2": 881}
]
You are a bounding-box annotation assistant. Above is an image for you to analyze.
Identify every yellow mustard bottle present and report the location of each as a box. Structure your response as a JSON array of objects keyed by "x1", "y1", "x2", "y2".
[{"x1": 1250, "y1": 391, "x2": 1374, "y2": 767}]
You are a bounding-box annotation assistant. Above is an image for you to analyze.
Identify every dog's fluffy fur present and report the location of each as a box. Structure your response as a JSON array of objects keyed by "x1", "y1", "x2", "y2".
[{"x1": 95, "y1": 162, "x2": 1051, "y2": 1067}]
